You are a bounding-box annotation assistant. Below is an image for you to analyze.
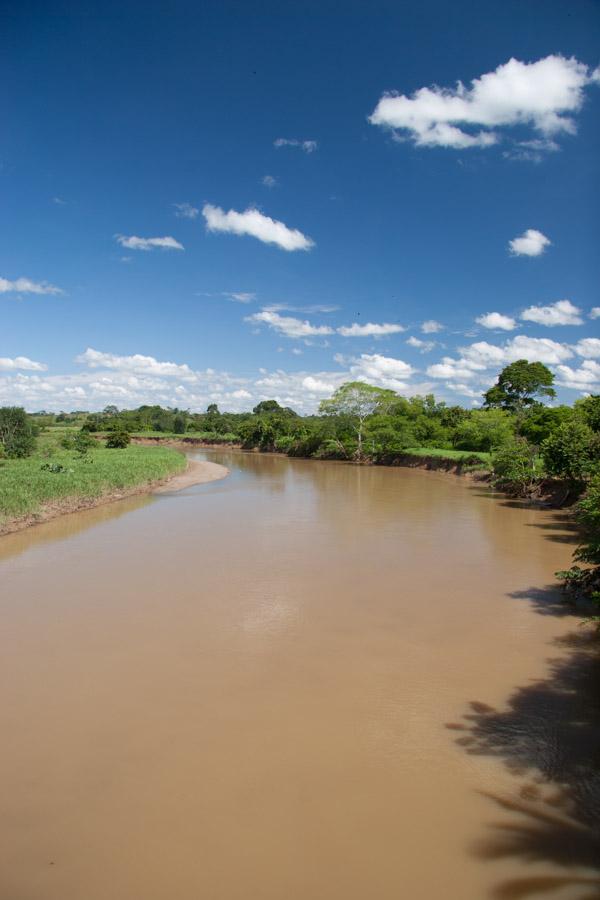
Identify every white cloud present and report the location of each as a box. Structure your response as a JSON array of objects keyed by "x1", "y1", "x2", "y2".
[
  {"x1": 521, "y1": 299, "x2": 583, "y2": 326},
  {"x1": 0, "y1": 276, "x2": 62, "y2": 295},
  {"x1": 0, "y1": 356, "x2": 47, "y2": 372},
  {"x1": 406, "y1": 336, "x2": 436, "y2": 352},
  {"x1": 246, "y1": 309, "x2": 333, "y2": 338},
  {"x1": 261, "y1": 175, "x2": 278, "y2": 188},
  {"x1": 336, "y1": 322, "x2": 405, "y2": 337},
  {"x1": 223, "y1": 292, "x2": 256, "y2": 303},
  {"x1": 173, "y1": 202, "x2": 199, "y2": 219},
  {"x1": 302, "y1": 375, "x2": 335, "y2": 393},
  {"x1": 427, "y1": 334, "x2": 574, "y2": 381},
  {"x1": 274, "y1": 138, "x2": 318, "y2": 152},
  {"x1": 589, "y1": 307, "x2": 600, "y2": 319},
  {"x1": 349, "y1": 353, "x2": 416, "y2": 391},
  {"x1": 202, "y1": 204, "x2": 314, "y2": 252},
  {"x1": 476, "y1": 312, "x2": 517, "y2": 330},
  {"x1": 421, "y1": 320, "x2": 444, "y2": 333},
  {"x1": 556, "y1": 360, "x2": 600, "y2": 392},
  {"x1": 509, "y1": 229, "x2": 551, "y2": 256},
  {"x1": 76, "y1": 348, "x2": 195, "y2": 379},
  {"x1": 115, "y1": 235, "x2": 184, "y2": 251},
  {"x1": 463, "y1": 335, "x2": 573, "y2": 366},
  {"x1": 369, "y1": 55, "x2": 600, "y2": 149},
  {"x1": 574, "y1": 338, "x2": 600, "y2": 359},
  {"x1": 427, "y1": 357, "x2": 484, "y2": 381}
]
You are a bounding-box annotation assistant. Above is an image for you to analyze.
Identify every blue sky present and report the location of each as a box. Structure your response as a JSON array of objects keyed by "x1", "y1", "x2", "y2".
[{"x1": 1, "y1": 0, "x2": 599, "y2": 412}]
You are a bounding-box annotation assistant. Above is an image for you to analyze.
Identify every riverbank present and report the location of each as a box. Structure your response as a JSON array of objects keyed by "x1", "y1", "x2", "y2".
[{"x1": 0, "y1": 446, "x2": 228, "y2": 537}]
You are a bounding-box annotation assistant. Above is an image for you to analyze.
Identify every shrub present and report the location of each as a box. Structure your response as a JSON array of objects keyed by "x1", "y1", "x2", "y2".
[
  {"x1": 105, "y1": 429, "x2": 131, "y2": 449},
  {"x1": 61, "y1": 430, "x2": 98, "y2": 455},
  {"x1": 542, "y1": 422, "x2": 599, "y2": 483},
  {"x1": 492, "y1": 438, "x2": 542, "y2": 495},
  {"x1": 0, "y1": 406, "x2": 36, "y2": 458}
]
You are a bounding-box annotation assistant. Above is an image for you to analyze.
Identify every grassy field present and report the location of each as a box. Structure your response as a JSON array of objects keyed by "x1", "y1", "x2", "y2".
[{"x1": 0, "y1": 433, "x2": 186, "y2": 524}]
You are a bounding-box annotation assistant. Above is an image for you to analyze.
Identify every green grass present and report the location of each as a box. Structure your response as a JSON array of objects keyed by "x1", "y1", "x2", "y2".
[
  {"x1": 0, "y1": 439, "x2": 186, "y2": 524},
  {"x1": 404, "y1": 447, "x2": 492, "y2": 464}
]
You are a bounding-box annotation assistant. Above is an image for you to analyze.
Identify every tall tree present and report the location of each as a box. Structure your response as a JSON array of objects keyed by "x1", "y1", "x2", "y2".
[
  {"x1": 319, "y1": 381, "x2": 396, "y2": 460},
  {"x1": 484, "y1": 359, "x2": 556, "y2": 412}
]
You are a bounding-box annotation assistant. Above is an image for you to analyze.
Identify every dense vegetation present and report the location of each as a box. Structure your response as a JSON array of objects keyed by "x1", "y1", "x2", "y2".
[{"x1": 3, "y1": 358, "x2": 600, "y2": 600}]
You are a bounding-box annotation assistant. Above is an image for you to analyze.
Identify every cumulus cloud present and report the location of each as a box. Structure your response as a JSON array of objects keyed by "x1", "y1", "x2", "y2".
[
  {"x1": 202, "y1": 204, "x2": 314, "y2": 252},
  {"x1": 476, "y1": 312, "x2": 517, "y2": 330},
  {"x1": 173, "y1": 202, "x2": 199, "y2": 219},
  {"x1": 556, "y1": 360, "x2": 600, "y2": 392},
  {"x1": 349, "y1": 353, "x2": 416, "y2": 391},
  {"x1": 590, "y1": 307, "x2": 600, "y2": 319},
  {"x1": 246, "y1": 309, "x2": 334, "y2": 338},
  {"x1": 76, "y1": 348, "x2": 195, "y2": 379},
  {"x1": 274, "y1": 138, "x2": 318, "y2": 153},
  {"x1": 521, "y1": 299, "x2": 583, "y2": 326},
  {"x1": 421, "y1": 320, "x2": 444, "y2": 333},
  {"x1": 0, "y1": 276, "x2": 62, "y2": 295},
  {"x1": 336, "y1": 322, "x2": 405, "y2": 337},
  {"x1": 406, "y1": 336, "x2": 436, "y2": 352},
  {"x1": 574, "y1": 338, "x2": 600, "y2": 359},
  {"x1": 262, "y1": 175, "x2": 278, "y2": 188},
  {"x1": 0, "y1": 356, "x2": 47, "y2": 372},
  {"x1": 427, "y1": 334, "x2": 574, "y2": 381},
  {"x1": 509, "y1": 229, "x2": 551, "y2": 256},
  {"x1": 369, "y1": 55, "x2": 600, "y2": 149},
  {"x1": 115, "y1": 235, "x2": 184, "y2": 251}
]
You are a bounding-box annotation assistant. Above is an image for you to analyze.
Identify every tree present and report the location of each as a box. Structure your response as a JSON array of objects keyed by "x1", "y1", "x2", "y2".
[
  {"x1": 484, "y1": 360, "x2": 556, "y2": 412},
  {"x1": 542, "y1": 422, "x2": 599, "y2": 483},
  {"x1": 173, "y1": 414, "x2": 187, "y2": 434},
  {"x1": 0, "y1": 406, "x2": 36, "y2": 458},
  {"x1": 319, "y1": 382, "x2": 396, "y2": 460},
  {"x1": 453, "y1": 409, "x2": 514, "y2": 452},
  {"x1": 575, "y1": 395, "x2": 600, "y2": 432}
]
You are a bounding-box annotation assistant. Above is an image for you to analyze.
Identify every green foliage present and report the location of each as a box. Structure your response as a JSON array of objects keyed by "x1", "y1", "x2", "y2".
[
  {"x1": 484, "y1": 359, "x2": 556, "y2": 411},
  {"x1": 541, "y1": 422, "x2": 599, "y2": 483},
  {"x1": 492, "y1": 438, "x2": 542, "y2": 494},
  {"x1": 173, "y1": 414, "x2": 187, "y2": 434},
  {"x1": 105, "y1": 429, "x2": 131, "y2": 449},
  {"x1": 518, "y1": 405, "x2": 574, "y2": 445},
  {"x1": 575, "y1": 394, "x2": 600, "y2": 432},
  {"x1": 557, "y1": 476, "x2": 600, "y2": 614},
  {"x1": 60, "y1": 430, "x2": 98, "y2": 455},
  {"x1": 320, "y1": 382, "x2": 397, "y2": 460},
  {"x1": 0, "y1": 407, "x2": 37, "y2": 458},
  {"x1": 453, "y1": 409, "x2": 514, "y2": 452}
]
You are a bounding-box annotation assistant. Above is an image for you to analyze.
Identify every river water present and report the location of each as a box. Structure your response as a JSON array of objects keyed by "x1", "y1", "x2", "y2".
[{"x1": 1, "y1": 450, "x2": 598, "y2": 900}]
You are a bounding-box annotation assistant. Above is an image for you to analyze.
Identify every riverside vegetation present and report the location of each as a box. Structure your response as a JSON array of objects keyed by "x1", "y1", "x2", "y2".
[
  {"x1": 0, "y1": 407, "x2": 185, "y2": 529},
  {"x1": 2, "y1": 359, "x2": 599, "y2": 608}
]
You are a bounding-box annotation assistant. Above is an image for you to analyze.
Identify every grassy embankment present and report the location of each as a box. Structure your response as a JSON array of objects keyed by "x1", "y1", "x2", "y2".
[{"x1": 0, "y1": 429, "x2": 186, "y2": 529}]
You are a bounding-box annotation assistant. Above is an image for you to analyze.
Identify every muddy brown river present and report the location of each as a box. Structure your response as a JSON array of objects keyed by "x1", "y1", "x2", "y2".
[{"x1": 1, "y1": 451, "x2": 598, "y2": 900}]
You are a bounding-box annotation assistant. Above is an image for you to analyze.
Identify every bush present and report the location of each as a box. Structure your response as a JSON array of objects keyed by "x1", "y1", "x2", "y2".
[
  {"x1": 61, "y1": 430, "x2": 98, "y2": 455},
  {"x1": 105, "y1": 429, "x2": 131, "y2": 449},
  {"x1": 0, "y1": 406, "x2": 36, "y2": 458},
  {"x1": 492, "y1": 437, "x2": 542, "y2": 494},
  {"x1": 542, "y1": 422, "x2": 599, "y2": 483}
]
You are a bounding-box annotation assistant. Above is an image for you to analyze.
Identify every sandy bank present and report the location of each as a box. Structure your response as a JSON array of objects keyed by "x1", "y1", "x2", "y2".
[
  {"x1": 152, "y1": 459, "x2": 229, "y2": 492},
  {"x1": 0, "y1": 458, "x2": 229, "y2": 537}
]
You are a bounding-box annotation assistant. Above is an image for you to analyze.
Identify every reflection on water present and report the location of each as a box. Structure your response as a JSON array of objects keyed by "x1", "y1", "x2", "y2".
[{"x1": 0, "y1": 449, "x2": 597, "y2": 900}]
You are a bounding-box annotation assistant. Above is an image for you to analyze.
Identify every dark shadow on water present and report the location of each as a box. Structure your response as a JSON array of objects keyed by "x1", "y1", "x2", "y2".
[{"x1": 450, "y1": 628, "x2": 600, "y2": 898}]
